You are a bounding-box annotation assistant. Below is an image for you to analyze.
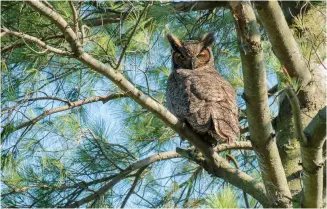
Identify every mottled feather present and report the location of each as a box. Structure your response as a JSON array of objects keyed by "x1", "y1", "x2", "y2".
[{"x1": 166, "y1": 33, "x2": 240, "y2": 145}]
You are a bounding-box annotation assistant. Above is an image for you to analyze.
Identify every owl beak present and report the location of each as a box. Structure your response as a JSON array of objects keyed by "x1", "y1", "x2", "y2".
[{"x1": 191, "y1": 58, "x2": 196, "y2": 70}]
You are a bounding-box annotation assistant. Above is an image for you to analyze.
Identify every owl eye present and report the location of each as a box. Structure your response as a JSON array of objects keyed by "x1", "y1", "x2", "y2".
[
  {"x1": 177, "y1": 53, "x2": 186, "y2": 60},
  {"x1": 197, "y1": 50, "x2": 209, "y2": 60}
]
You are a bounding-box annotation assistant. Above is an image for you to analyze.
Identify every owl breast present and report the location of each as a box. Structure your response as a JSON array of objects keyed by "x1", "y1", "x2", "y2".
[{"x1": 166, "y1": 67, "x2": 240, "y2": 145}]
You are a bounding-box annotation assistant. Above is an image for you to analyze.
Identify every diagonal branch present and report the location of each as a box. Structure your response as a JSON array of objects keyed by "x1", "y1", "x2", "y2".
[
  {"x1": 230, "y1": 1, "x2": 292, "y2": 207},
  {"x1": 1, "y1": 34, "x2": 64, "y2": 54},
  {"x1": 120, "y1": 166, "x2": 148, "y2": 208},
  {"x1": 64, "y1": 151, "x2": 180, "y2": 208},
  {"x1": 285, "y1": 86, "x2": 326, "y2": 207},
  {"x1": 284, "y1": 87, "x2": 308, "y2": 145},
  {"x1": 254, "y1": 1, "x2": 312, "y2": 87},
  {"x1": 69, "y1": 1, "x2": 80, "y2": 35},
  {"x1": 1, "y1": 28, "x2": 70, "y2": 55},
  {"x1": 2, "y1": 93, "x2": 127, "y2": 136}
]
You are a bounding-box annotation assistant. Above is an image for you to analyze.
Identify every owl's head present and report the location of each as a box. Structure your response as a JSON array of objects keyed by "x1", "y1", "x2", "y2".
[{"x1": 167, "y1": 32, "x2": 215, "y2": 70}]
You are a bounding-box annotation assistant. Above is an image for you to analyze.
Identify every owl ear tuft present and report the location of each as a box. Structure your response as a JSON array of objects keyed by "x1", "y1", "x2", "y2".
[
  {"x1": 167, "y1": 33, "x2": 182, "y2": 51},
  {"x1": 201, "y1": 32, "x2": 215, "y2": 47}
]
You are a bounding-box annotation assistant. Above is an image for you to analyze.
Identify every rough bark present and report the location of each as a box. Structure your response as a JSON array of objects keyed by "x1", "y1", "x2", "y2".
[
  {"x1": 301, "y1": 106, "x2": 326, "y2": 208},
  {"x1": 255, "y1": 1, "x2": 312, "y2": 87},
  {"x1": 230, "y1": 1, "x2": 292, "y2": 207}
]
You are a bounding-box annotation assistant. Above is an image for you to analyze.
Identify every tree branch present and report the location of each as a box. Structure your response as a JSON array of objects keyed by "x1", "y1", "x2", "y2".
[
  {"x1": 284, "y1": 87, "x2": 308, "y2": 145},
  {"x1": 254, "y1": 1, "x2": 312, "y2": 87},
  {"x1": 120, "y1": 166, "x2": 148, "y2": 208},
  {"x1": 176, "y1": 147, "x2": 268, "y2": 207},
  {"x1": 1, "y1": 28, "x2": 70, "y2": 55},
  {"x1": 3, "y1": 93, "x2": 127, "y2": 135},
  {"x1": 301, "y1": 106, "x2": 326, "y2": 208},
  {"x1": 214, "y1": 141, "x2": 252, "y2": 152},
  {"x1": 26, "y1": 1, "x2": 83, "y2": 56},
  {"x1": 285, "y1": 86, "x2": 326, "y2": 207},
  {"x1": 230, "y1": 1, "x2": 292, "y2": 207},
  {"x1": 64, "y1": 151, "x2": 180, "y2": 208},
  {"x1": 69, "y1": 1, "x2": 80, "y2": 35},
  {"x1": 82, "y1": 1, "x2": 228, "y2": 27},
  {"x1": 1, "y1": 34, "x2": 64, "y2": 54}
]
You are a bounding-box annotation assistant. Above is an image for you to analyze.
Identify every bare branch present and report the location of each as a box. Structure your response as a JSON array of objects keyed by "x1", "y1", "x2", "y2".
[
  {"x1": 230, "y1": 1, "x2": 292, "y2": 207},
  {"x1": 1, "y1": 28, "x2": 70, "y2": 56},
  {"x1": 255, "y1": 1, "x2": 312, "y2": 87},
  {"x1": 214, "y1": 141, "x2": 252, "y2": 152},
  {"x1": 284, "y1": 87, "x2": 308, "y2": 145},
  {"x1": 305, "y1": 106, "x2": 326, "y2": 147},
  {"x1": 301, "y1": 106, "x2": 326, "y2": 208}
]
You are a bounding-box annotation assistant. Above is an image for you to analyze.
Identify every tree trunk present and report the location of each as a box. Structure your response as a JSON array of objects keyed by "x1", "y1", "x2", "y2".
[{"x1": 276, "y1": 64, "x2": 327, "y2": 206}]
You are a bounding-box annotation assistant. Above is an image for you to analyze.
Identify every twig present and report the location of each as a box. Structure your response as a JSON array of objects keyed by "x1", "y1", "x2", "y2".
[
  {"x1": 69, "y1": 1, "x2": 80, "y2": 35},
  {"x1": 120, "y1": 166, "x2": 148, "y2": 208},
  {"x1": 226, "y1": 154, "x2": 250, "y2": 208},
  {"x1": 87, "y1": 128, "x2": 124, "y2": 171},
  {"x1": 115, "y1": 4, "x2": 149, "y2": 69}
]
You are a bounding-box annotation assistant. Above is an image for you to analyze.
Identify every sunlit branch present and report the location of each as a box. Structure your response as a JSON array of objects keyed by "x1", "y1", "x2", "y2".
[
  {"x1": 230, "y1": 1, "x2": 292, "y2": 207},
  {"x1": 1, "y1": 28, "x2": 70, "y2": 56}
]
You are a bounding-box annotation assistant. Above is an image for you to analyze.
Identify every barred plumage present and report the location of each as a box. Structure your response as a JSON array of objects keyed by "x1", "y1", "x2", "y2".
[{"x1": 166, "y1": 33, "x2": 239, "y2": 146}]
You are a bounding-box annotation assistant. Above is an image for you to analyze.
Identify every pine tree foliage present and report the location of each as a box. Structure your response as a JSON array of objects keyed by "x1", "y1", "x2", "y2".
[{"x1": 1, "y1": 1, "x2": 326, "y2": 208}]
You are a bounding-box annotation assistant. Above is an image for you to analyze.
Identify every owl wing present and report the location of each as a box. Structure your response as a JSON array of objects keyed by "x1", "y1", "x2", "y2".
[
  {"x1": 166, "y1": 72, "x2": 189, "y2": 121},
  {"x1": 187, "y1": 69, "x2": 240, "y2": 143}
]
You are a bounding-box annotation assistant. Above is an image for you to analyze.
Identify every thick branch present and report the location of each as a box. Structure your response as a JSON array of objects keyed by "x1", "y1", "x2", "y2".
[
  {"x1": 26, "y1": 1, "x2": 83, "y2": 56},
  {"x1": 176, "y1": 147, "x2": 268, "y2": 207},
  {"x1": 301, "y1": 106, "x2": 326, "y2": 208},
  {"x1": 304, "y1": 106, "x2": 327, "y2": 148},
  {"x1": 230, "y1": 1, "x2": 292, "y2": 207},
  {"x1": 255, "y1": 1, "x2": 312, "y2": 87}
]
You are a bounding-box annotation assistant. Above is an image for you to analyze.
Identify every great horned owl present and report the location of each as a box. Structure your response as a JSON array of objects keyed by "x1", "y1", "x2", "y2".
[{"x1": 165, "y1": 32, "x2": 239, "y2": 146}]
